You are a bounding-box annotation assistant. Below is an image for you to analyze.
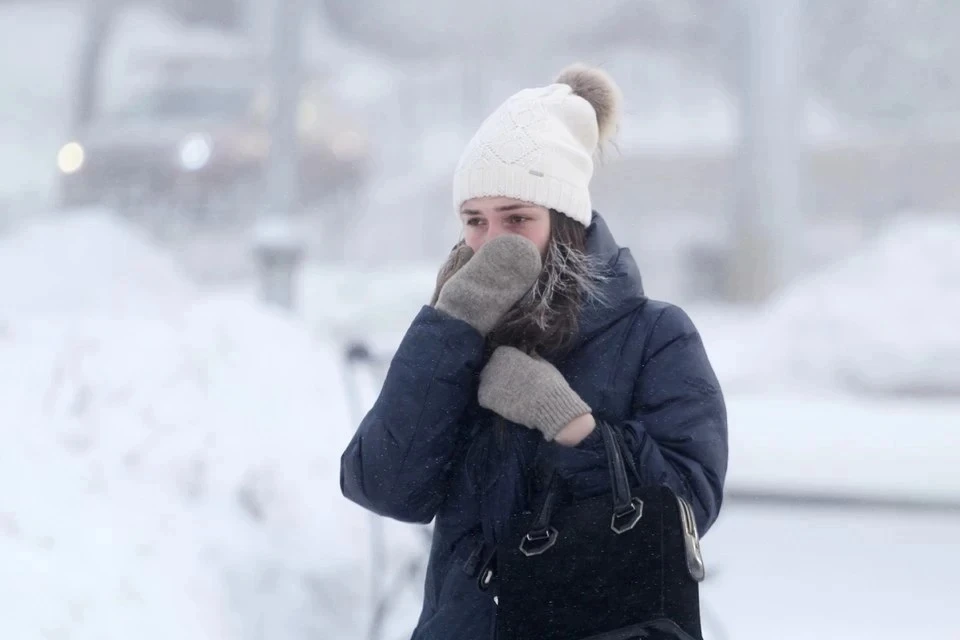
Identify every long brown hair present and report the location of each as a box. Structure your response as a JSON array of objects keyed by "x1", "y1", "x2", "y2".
[{"x1": 486, "y1": 209, "x2": 606, "y2": 357}]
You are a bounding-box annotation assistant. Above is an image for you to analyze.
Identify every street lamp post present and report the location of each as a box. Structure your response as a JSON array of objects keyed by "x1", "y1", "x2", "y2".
[
  {"x1": 253, "y1": 0, "x2": 307, "y2": 310},
  {"x1": 729, "y1": 0, "x2": 804, "y2": 302}
]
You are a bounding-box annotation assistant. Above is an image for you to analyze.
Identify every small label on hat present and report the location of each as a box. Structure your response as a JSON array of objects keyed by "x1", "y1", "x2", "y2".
[{"x1": 528, "y1": 169, "x2": 544, "y2": 177}]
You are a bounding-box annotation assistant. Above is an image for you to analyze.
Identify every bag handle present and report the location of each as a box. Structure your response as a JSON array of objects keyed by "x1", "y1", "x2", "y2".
[
  {"x1": 609, "y1": 421, "x2": 643, "y2": 489},
  {"x1": 519, "y1": 421, "x2": 643, "y2": 557},
  {"x1": 600, "y1": 420, "x2": 637, "y2": 513},
  {"x1": 600, "y1": 421, "x2": 645, "y2": 534}
]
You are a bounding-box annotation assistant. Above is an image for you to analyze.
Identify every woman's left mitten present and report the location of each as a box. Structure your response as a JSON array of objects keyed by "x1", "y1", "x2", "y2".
[{"x1": 478, "y1": 346, "x2": 591, "y2": 441}]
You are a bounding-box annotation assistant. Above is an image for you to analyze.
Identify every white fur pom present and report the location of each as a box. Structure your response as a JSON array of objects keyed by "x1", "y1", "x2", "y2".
[{"x1": 555, "y1": 63, "x2": 623, "y2": 143}]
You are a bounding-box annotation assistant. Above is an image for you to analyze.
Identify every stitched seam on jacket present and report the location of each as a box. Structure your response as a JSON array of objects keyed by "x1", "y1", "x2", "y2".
[
  {"x1": 612, "y1": 306, "x2": 647, "y2": 401},
  {"x1": 638, "y1": 306, "x2": 670, "y2": 368}
]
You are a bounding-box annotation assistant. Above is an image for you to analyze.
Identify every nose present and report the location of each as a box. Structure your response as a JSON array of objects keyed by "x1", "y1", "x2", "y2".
[{"x1": 485, "y1": 219, "x2": 508, "y2": 242}]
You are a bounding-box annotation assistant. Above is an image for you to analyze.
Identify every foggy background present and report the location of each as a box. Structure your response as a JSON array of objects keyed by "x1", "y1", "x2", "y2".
[{"x1": 0, "y1": 1, "x2": 958, "y2": 639}]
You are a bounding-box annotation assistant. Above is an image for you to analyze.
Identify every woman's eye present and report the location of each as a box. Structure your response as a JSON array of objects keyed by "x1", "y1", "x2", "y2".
[
  {"x1": 465, "y1": 218, "x2": 483, "y2": 226},
  {"x1": 507, "y1": 216, "x2": 528, "y2": 224}
]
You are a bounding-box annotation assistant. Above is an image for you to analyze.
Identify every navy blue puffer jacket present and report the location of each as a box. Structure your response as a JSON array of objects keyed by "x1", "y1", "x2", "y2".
[{"x1": 340, "y1": 213, "x2": 728, "y2": 639}]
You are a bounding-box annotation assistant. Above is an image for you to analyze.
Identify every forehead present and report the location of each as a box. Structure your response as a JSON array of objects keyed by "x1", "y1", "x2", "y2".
[{"x1": 460, "y1": 196, "x2": 547, "y2": 214}]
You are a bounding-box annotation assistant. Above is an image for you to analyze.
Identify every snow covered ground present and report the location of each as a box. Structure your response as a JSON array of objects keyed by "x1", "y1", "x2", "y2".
[
  {"x1": 1, "y1": 209, "x2": 381, "y2": 638},
  {"x1": 706, "y1": 213, "x2": 960, "y2": 397},
  {"x1": 700, "y1": 504, "x2": 960, "y2": 640}
]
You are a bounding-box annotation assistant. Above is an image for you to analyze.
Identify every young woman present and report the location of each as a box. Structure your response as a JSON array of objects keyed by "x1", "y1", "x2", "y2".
[{"x1": 341, "y1": 64, "x2": 728, "y2": 639}]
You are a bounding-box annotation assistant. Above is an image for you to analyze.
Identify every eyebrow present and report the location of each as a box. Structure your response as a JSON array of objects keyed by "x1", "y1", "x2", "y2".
[{"x1": 460, "y1": 203, "x2": 535, "y2": 216}]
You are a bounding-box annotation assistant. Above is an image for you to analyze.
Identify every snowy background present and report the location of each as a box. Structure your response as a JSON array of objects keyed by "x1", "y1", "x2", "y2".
[{"x1": 2, "y1": 2, "x2": 959, "y2": 639}]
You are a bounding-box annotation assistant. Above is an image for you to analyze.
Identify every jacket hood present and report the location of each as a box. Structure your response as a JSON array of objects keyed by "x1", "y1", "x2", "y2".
[{"x1": 576, "y1": 212, "x2": 646, "y2": 343}]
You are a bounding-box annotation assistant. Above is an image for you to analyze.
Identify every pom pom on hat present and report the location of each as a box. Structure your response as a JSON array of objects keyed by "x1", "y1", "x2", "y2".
[{"x1": 555, "y1": 63, "x2": 622, "y2": 145}]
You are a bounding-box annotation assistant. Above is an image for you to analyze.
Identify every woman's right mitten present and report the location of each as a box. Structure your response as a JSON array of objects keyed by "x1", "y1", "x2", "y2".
[{"x1": 433, "y1": 235, "x2": 542, "y2": 336}]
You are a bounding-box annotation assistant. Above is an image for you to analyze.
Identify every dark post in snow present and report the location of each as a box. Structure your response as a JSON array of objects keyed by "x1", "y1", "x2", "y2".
[
  {"x1": 728, "y1": 0, "x2": 804, "y2": 302},
  {"x1": 72, "y1": 0, "x2": 117, "y2": 131},
  {"x1": 253, "y1": 0, "x2": 306, "y2": 310}
]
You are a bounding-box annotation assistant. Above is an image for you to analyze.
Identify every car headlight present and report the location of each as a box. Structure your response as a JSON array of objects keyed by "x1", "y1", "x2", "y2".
[
  {"x1": 178, "y1": 133, "x2": 212, "y2": 171},
  {"x1": 57, "y1": 142, "x2": 85, "y2": 174}
]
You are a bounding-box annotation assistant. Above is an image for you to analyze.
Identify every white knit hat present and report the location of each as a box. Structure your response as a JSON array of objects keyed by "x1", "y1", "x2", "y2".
[{"x1": 453, "y1": 64, "x2": 623, "y2": 227}]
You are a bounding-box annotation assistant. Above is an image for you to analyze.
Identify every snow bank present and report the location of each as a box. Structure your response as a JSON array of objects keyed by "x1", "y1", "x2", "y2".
[
  {"x1": 715, "y1": 213, "x2": 960, "y2": 396},
  {"x1": 0, "y1": 208, "x2": 195, "y2": 314},
  {"x1": 0, "y1": 453, "x2": 228, "y2": 640},
  {"x1": 0, "y1": 211, "x2": 383, "y2": 638},
  {"x1": 701, "y1": 504, "x2": 960, "y2": 640},
  {"x1": 298, "y1": 262, "x2": 438, "y2": 340},
  {"x1": 724, "y1": 392, "x2": 960, "y2": 502}
]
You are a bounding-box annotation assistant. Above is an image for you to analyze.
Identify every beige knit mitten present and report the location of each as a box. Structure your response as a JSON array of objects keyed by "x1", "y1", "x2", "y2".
[
  {"x1": 478, "y1": 345, "x2": 591, "y2": 441},
  {"x1": 433, "y1": 235, "x2": 542, "y2": 336}
]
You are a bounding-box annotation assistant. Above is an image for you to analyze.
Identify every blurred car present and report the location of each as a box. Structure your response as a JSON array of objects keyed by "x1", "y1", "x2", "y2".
[{"x1": 55, "y1": 75, "x2": 370, "y2": 215}]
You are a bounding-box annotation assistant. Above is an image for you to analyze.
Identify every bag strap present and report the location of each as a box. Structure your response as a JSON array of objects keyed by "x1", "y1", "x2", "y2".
[
  {"x1": 609, "y1": 421, "x2": 644, "y2": 489},
  {"x1": 597, "y1": 421, "x2": 645, "y2": 534},
  {"x1": 599, "y1": 421, "x2": 635, "y2": 513},
  {"x1": 519, "y1": 422, "x2": 642, "y2": 557}
]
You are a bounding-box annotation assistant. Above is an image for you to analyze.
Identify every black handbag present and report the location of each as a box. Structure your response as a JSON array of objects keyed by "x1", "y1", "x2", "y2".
[{"x1": 478, "y1": 422, "x2": 707, "y2": 640}]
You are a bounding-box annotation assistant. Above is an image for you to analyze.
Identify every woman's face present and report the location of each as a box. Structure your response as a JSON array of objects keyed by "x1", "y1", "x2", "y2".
[{"x1": 459, "y1": 197, "x2": 552, "y2": 255}]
